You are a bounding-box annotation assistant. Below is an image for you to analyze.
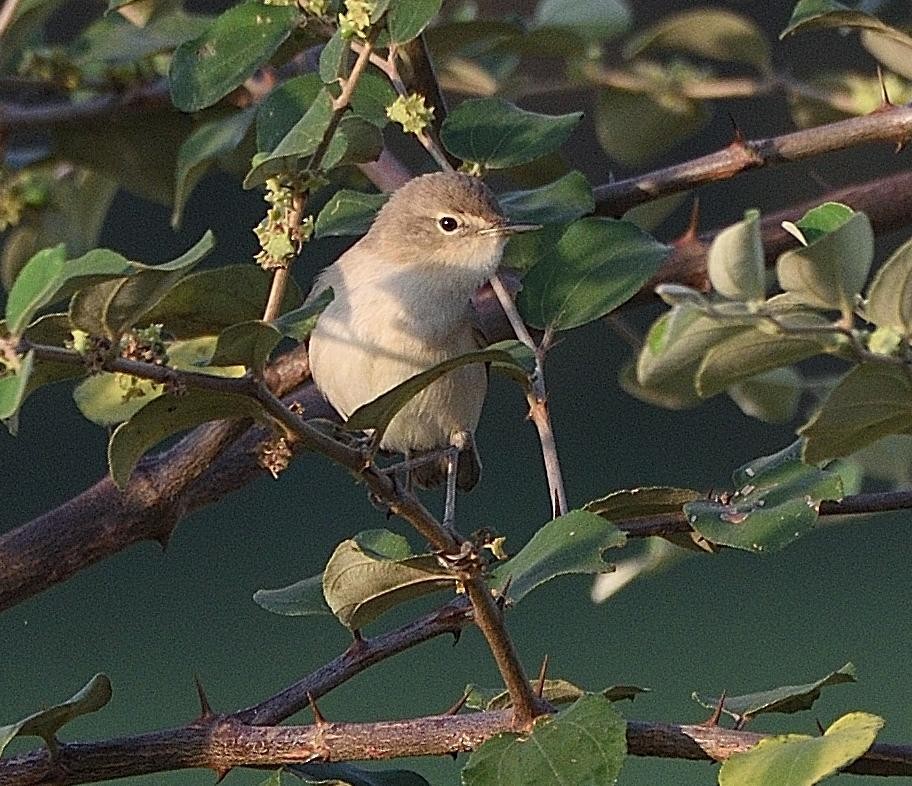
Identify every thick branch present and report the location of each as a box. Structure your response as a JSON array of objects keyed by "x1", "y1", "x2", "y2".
[
  {"x1": 594, "y1": 104, "x2": 912, "y2": 217},
  {"x1": 2, "y1": 709, "x2": 910, "y2": 785}
]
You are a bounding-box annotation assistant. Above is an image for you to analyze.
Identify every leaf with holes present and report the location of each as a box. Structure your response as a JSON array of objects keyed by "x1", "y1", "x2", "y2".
[
  {"x1": 322, "y1": 529, "x2": 455, "y2": 630},
  {"x1": 584, "y1": 486, "x2": 701, "y2": 520},
  {"x1": 519, "y1": 218, "x2": 668, "y2": 331},
  {"x1": 683, "y1": 445, "x2": 844, "y2": 553}
]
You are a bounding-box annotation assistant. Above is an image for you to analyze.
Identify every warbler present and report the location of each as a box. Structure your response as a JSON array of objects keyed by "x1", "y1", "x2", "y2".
[{"x1": 307, "y1": 172, "x2": 538, "y2": 496}]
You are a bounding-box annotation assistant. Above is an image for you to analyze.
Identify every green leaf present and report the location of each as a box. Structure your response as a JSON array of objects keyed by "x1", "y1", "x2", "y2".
[
  {"x1": 6, "y1": 245, "x2": 131, "y2": 335},
  {"x1": 142, "y1": 265, "x2": 302, "y2": 338},
  {"x1": 0, "y1": 674, "x2": 112, "y2": 756},
  {"x1": 800, "y1": 363, "x2": 912, "y2": 463},
  {"x1": 386, "y1": 0, "x2": 442, "y2": 44},
  {"x1": 314, "y1": 190, "x2": 388, "y2": 238},
  {"x1": 499, "y1": 222, "x2": 567, "y2": 275},
  {"x1": 498, "y1": 171, "x2": 594, "y2": 226},
  {"x1": 622, "y1": 192, "x2": 688, "y2": 232},
  {"x1": 780, "y1": 0, "x2": 912, "y2": 46},
  {"x1": 595, "y1": 84, "x2": 710, "y2": 167},
  {"x1": 209, "y1": 320, "x2": 282, "y2": 373},
  {"x1": 861, "y1": 29, "x2": 912, "y2": 81},
  {"x1": 318, "y1": 30, "x2": 346, "y2": 83},
  {"x1": 718, "y1": 712, "x2": 883, "y2": 786},
  {"x1": 706, "y1": 210, "x2": 765, "y2": 302},
  {"x1": 782, "y1": 202, "x2": 854, "y2": 246},
  {"x1": 349, "y1": 71, "x2": 397, "y2": 128},
  {"x1": 0, "y1": 350, "x2": 35, "y2": 426},
  {"x1": 625, "y1": 9, "x2": 770, "y2": 72},
  {"x1": 531, "y1": 0, "x2": 631, "y2": 41},
  {"x1": 253, "y1": 574, "x2": 330, "y2": 617},
  {"x1": 288, "y1": 762, "x2": 431, "y2": 786},
  {"x1": 256, "y1": 74, "x2": 323, "y2": 153},
  {"x1": 788, "y1": 72, "x2": 912, "y2": 129},
  {"x1": 728, "y1": 368, "x2": 803, "y2": 424},
  {"x1": 468, "y1": 680, "x2": 648, "y2": 712},
  {"x1": 272, "y1": 288, "x2": 334, "y2": 341},
  {"x1": 864, "y1": 236, "x2": 912, "y2": 336},
  {"x1": 683, "y1": 446, "x2": 844, "y2": 553},
  {"x1": 322, "y1": 529, "x2": 455, "y2": 629},
  {"x1": 73, "y1": 337, "x2": 245, "y2": 426},
  {"x1": 518, "y1": 218, "x2": 669, "y2": 331},
  {"x1": 345, "y1": 342, "x2": 527, "y2": 442},
  {"x1": 173, "y1": 108, "x2": 256, "y2": 227},
  {"x1": 440, "y1": 98, "x2": 582, "y2": 169},
  {"x1": 75, "y1": 231, "x2": 215, "y2": 339},
  {"x1": 584, "y1": 486, "x2": 701, "y2": 520},
  {"x1": 490, "y1": 510, "x2": 625, "y2": 603},
  {"x1": 108, "y1": 388, "x2": 269, "y2": 488},
  {"x1": 776, "y1": 210, "x2": 873, "y2": 314},
  {"x1": 169, "y1": 2, "x2": 301, "y2": 112},
  {"x1": 695, "y1": 318, "x2": 835, "y2": 398},
  {"x1": 693, "y1": 663, "x2": 856, "y2": 725},
  {"x1": 462, "y1": 695, "x2": 626, "y2": 786}
]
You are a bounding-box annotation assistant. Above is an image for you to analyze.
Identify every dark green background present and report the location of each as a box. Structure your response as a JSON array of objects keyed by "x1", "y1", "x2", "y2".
[{"x1": 3, "y1": 1, "x2": 911, "y2": 784}]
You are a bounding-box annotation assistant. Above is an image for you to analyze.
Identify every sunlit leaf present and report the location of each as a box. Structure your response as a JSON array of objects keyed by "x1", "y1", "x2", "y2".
[
  {"x1": 490, "y1": 510, "x2": 625, "y2": 603},
  {"x1": 108, "y1": 388, "x2": 269, "y2": 488},
  {"x1": 707, "y1": 210, "x2": 765, "y2": 302},
  {"x1": 719, "y1": 712, "x2": 883, "y2": 786},
  {"x1": 776, "y1": 210, "x2": 873, "y2": 314},
  {"x1": 693, "y1": 663, "x2": 856, "y2": 724},
  {"x1": 683, "y1": 445, "x2": 843, "y2": 553},
  {"x1": 864, "y1": 236, "x2": 912, "y2": 335},
  {"x1": 584, "y1": 486, "x2": 701, "y2": 520},
  {"x1": 462, "y1": 695, "x2": 626, "y2": 786},
  {"x1": 169, "y1": 2, "x2": 301, "y2": 112},
  {"x1": 322, "y1": 529, "x2": 455, "y2": 629},
  {"x1": 518, "y1": 218, "x2": 668, "y2": 331},
  {"x1": 0, "y1": 674, "x2": 112, "y2": 756},
  {"x1": 782, "y1": 202, "x2": 854, "y2": 246},
  {"x1": 801, "y1": 363, "x2": 912, "y2": 463},
  {"x1": 861, "y1": 29, "x2": 912, "y2": 80},
  {"x1": 0, "y1": 350, "x2": 35, "y2": 426},
  {"x1": 781, "y1": 0, "x2": 912, "y2": 46},
  {"x1": 440, "y1": 98, "x2": 582, "y2": 169},
  {"x1": 626, "y1": 9, "x2": 770, "y2": 72}
]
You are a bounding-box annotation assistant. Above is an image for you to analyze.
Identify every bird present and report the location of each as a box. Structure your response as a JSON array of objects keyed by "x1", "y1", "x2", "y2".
[{"x1": 306, "y1": 171, "x2": 538, "y2": 522}]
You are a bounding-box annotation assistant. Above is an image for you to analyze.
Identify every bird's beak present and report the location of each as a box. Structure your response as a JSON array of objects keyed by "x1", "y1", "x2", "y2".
[{"x1": 479, "y1": 222, "x2": 542, "y2": 236}]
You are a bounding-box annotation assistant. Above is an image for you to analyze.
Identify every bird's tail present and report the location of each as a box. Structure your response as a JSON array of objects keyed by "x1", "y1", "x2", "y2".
[{"x1": 411, "y1": 442, "x2": 481, "y2": 492}]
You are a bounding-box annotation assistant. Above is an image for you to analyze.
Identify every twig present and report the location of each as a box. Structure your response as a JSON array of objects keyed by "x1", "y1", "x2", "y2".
[
  {"x1": 593, "y1": 103, "x2": 912, "y2": 216},
  {"x1": 262, "y1": 191, "x2": 306, "y2": 323},
  {"x1": 2, "y1": 706, "x2": 911, "y2": 784},
  {"x1": 0, "y1": 0, "x2": 22, "y2": 42},
  {"x1": 489, "y1": 274, "x2": 569, "y2": 518}
]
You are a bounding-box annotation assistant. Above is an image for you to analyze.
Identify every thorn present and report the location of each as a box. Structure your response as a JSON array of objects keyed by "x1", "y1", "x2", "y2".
[
  {"x1": 213, "y1": 766, "x2": 232, "y2": 783},
  {"x1": 344, "y1": 629, "x2": 368, "y2": 657},
  {"x1": 703, "y1": 691, "x2": 726, "y2": 727},
  {"x1": 495, "y1": 575, "x2": 513, "y2": 611},
  {"x1": 451, "y1": 628, "x2": 462, "y2": 646},
  {"x1": 536, "y1": 655, "x2": 550, "y2": 698},
  {"x1": 308, "y1": 692, "x2": 328, "y2": 726},
  {"x1": 448, "y1": 750, "x2": 459, "y2": 760},
  {"x1": 154, "y1": 530, "x2": 172, "y2": 552},
  {"x1": 677, "y1": 197, "x2": 701, "y2": 244},
  {"x1": 728, "y1": 113, "x2": 745, "y2": 145},
  {"x1": 816, "y1": 717, "x2": 826, "y2": 735},
  {"x1": 194, "y1": 674, "x2": 214, "y2": 719},
  {"x1": 445, "y1": 690, "x2": 471, "y2": 716},
  {"x1": 877, "y1": 65, "x2": 892, "y2": 108}
]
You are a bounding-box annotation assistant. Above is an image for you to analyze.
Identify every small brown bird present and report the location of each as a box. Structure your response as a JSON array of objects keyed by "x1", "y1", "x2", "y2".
[{"x1": 307, "y1": 172, "x2": 538, "y2": 513}]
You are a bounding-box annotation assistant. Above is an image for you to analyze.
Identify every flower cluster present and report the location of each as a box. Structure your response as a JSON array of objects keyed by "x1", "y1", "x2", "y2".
[
  {"x1": 338, "y1": 0, "x2": 373, "y2": 39},
  {"x1": 254, "y1": 178, "x2": 313, "y2": 270},
  {"x1": 386, "y1": 93, "x2": 434, "y2": 135}
]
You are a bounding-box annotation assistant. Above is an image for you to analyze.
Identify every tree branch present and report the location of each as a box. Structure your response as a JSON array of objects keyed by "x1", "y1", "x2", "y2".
[{"x1": 593, "y1": 104, "x2": 912, "y2": 217}]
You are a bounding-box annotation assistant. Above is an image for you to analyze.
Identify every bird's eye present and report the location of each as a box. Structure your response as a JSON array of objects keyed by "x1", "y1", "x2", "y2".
[{"x1": 438, "y1": 216, "x2": 459, "y2": 233}]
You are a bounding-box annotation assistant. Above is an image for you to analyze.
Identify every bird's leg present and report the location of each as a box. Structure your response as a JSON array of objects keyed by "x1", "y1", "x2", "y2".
[{"x1": 443, "y1": 431, "x2": 471, "y2": 532}]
